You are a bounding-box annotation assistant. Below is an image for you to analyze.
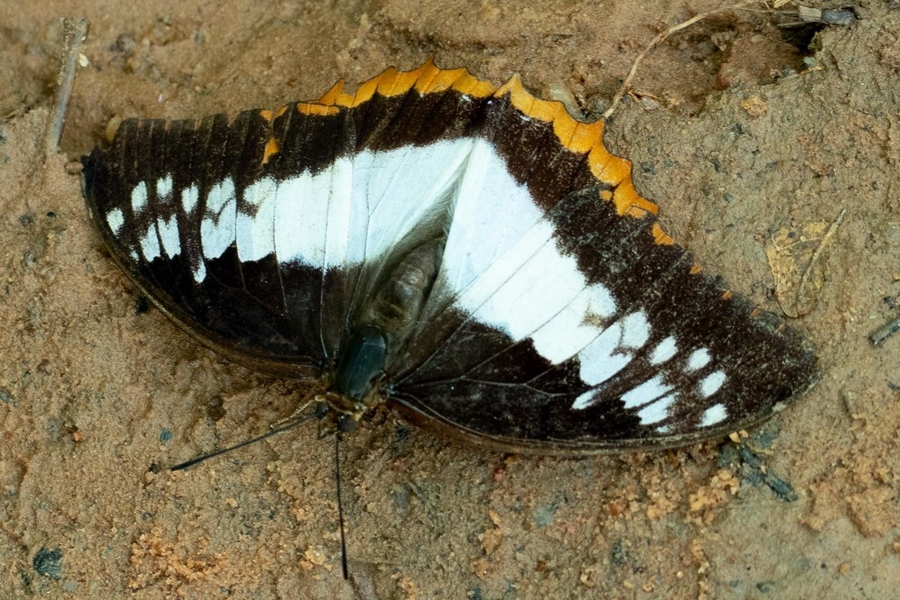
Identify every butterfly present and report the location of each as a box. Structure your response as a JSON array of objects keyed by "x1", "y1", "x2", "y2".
[{"x1": 81, "y1": 59, "x2": 818, "y2": 456}]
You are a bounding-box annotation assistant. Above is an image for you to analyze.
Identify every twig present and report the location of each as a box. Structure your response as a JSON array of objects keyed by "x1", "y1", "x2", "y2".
[
  {"x1": 602, "y1": 1, "x2": 758, "y2": 120},
  {"x1": 44, "y1": 18, "x2": 89, "y2": 157}
]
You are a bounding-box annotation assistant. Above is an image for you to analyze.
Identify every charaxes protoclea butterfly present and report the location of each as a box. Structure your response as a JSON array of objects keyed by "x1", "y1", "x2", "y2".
[{"x1": 82, "y1": 59, "x2": 817, "y2": 456}]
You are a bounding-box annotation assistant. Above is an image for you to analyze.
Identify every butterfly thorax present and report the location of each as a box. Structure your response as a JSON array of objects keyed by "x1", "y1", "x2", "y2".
[{"x1": 317, "y1": 240, "x2": 443, "y2": 436}]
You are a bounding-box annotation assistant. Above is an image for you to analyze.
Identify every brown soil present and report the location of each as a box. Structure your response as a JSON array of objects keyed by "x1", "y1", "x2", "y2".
[{"x1": 1, "y1": 1, "x2": 899, "y2": 598}]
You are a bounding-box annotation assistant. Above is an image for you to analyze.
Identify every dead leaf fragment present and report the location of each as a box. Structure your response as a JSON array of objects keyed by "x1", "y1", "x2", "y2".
[{"x1": 765, "y1": 209, "x2": 845, "y2": 317}]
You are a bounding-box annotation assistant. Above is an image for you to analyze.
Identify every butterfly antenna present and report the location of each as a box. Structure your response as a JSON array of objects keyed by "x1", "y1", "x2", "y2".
[
  {"x1": 170, "y1": 416, "x2": 311, "y2": 471},
  {"x1": 335, "y1": 432, "x2": 350, "y2": 580}
]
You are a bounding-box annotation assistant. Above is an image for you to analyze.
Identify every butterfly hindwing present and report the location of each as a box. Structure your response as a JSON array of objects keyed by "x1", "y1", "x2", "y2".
[{"x1": 392, "y1": 180, "x2": 815, "y2": 451}]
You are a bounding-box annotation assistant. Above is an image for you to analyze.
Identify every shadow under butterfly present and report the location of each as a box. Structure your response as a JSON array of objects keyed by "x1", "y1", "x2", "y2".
[{"x1": 81, "y1": 59, "x2": 818, "y2": 577}]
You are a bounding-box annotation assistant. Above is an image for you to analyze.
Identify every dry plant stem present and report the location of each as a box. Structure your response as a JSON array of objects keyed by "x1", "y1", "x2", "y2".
[
  {"x1": 797, "y1": 208, "x2": 846, "y2": 306},
  {"x1": 44, "y1": 18, "x2": 89, "y2": 157},
  {"x1": 602, "y1": 0, "x2": 758, "y2": 120}
]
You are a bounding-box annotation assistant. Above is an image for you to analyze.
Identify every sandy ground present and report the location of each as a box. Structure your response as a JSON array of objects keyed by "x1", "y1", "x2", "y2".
[{"x1": 1, "y1": 1, "x2": 899, "y2": 598}]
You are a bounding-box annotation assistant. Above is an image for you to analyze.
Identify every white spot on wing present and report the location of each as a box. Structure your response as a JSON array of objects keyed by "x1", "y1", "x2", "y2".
[
  {"x1": 686, "y1": 348, "x2": 712, "y2": 372},
  {"x1": 157, "y1": 217, "x2": 179, "y2": 258},
  {"x1": 637, "y1": 393, "x2": 676, "y2": 425},
  {"x1": 701, "y1": 403, "x2": 727, "y2": 427},
  {"x1": 570, "y1": 312, "x2": 667, "y2": 410},
  {"x1": 304, "y1": 161, "x2": 340, "y2": 267},
  {"x1": 578, "y1": 322, "x2": 631, "y2": 386},
  {"x1": 620, "y1": 311, "x2": 650, "y2": 349},
  {"x1": 273, "y1": 158, "x2": 356, "y2": 270},
  {"x1": 650, "y1": 336, "x2": 678, "y2": 365},
  {"x1": 201, "y1": 177, "x2": 236, "y2": 260},
  {"x1": 131, "y1": 181, "x2": 148, "y2": 213},
  {"x1": 236, "y1": 177, "x2": 277, "y2": 262},
  {"x1": 587, "y1": 284, "x2": 616, "y2": 320},
  {"x1": 620, "y1": 374, "x2": 672, "y2": 409},
  {"x1": 321, "y1": 157, "x2": 354, "y2": 271},
  {"x1": 157, "y1": 175, "x2": 173, "y2": 201},
  {"x1": 182, "y1": 184, "x2": 199, "y2": 214},
  {"x1": 699, "y1": 370, "x2": 727, "y2": 398},
  {"x1": 571, "y1": 390, "x2": 595, "y2": 411},
  {"x1": 529, "y1": 283, "x2": 617, "y2": 364},
  {"x1": 193, "y1": 259, "x2": 206, "y2": 283},
  {"x1": 274, "y1": 171, "x2": 319, "y2": 267},
  {"x1": 140, "y1": 227, "x2": 160, "y2": 261},
  {"x1": 106, "y1": 208, "x2": 125, "y2": 236}
]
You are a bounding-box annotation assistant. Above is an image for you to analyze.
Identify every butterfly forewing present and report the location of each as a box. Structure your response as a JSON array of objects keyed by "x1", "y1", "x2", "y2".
[{"x1": 83, "y1": 60, "x2": 818, "y2": 454}]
